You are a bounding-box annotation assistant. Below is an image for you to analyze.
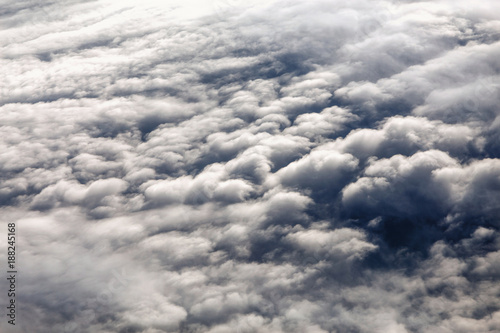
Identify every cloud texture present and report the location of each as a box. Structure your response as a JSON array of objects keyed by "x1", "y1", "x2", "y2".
[{"x1": 0, "y1": 0, "x2": 499, "y2": 332}]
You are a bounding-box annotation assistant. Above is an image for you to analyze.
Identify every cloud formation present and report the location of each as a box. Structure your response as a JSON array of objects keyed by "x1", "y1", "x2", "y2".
[{"x1": 0, "y1": 0, "x2": 499, "y2": 332}]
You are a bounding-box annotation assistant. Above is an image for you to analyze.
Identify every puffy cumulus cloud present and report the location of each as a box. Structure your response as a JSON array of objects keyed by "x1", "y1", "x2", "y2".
[
  {"x1": 342, "y1": 150, "x2": 458, "y2": 219},
  {"x1": 333, "y1": 115, "x2": 484, "y2": 160},
  {"x1": 433, "y1": 158, "x2": 500, "y2": 223},
  {"x1": 285, "y1": 226, "x2": 377, "y2": 262},
  {"x1": 350, "y1": 151, "x2": 500, "y2": 223},
  {"x1": 1, "y1": 0, "x2": 500, "y2": 332},
  {"x1": 275, "y1": 147, "x2": 358, "y2": 195},
  {"x1": 283, "y1": 105, "x2": 358, "y2": 140}
]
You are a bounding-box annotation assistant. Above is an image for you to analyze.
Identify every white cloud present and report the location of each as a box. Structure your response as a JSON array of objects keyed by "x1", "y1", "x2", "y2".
[{"x1": 0, "y1": 0, "x2": 499, "y2": 332}]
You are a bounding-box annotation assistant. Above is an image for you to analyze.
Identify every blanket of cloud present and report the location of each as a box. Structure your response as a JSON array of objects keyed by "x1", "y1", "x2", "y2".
[{"x1": 0, "y1": 0, "x2": 499, "y2": 332}]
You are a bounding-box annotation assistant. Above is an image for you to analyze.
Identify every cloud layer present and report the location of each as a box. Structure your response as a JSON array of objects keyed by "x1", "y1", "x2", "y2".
[{"x1": 0, "y1": 0, "x2": 499, "y2": 332}]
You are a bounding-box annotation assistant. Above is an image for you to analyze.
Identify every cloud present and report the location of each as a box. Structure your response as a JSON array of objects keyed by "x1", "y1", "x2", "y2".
[
  {"x1": 0, "y1": 0, "x2": 499, "y2": 332},
  {"x1": 341, "y1": 149, "x2": 458, "y2": 218},
  {"x1": 285, "y1": 226, "x2": 377, "y2": 262},
  {"x1": 276, "y1": 147, "x2": 358, "y2": 193}
]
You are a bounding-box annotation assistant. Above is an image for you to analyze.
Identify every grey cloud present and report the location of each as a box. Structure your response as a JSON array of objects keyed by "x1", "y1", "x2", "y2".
[{"x1": 341, "y1": 150, "x2": 458, "y2": 220}]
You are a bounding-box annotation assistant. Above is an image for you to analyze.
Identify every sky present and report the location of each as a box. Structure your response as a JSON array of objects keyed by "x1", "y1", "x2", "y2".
[{"x1": 0, "y1": 0, "x2": 499, "y2": 332}]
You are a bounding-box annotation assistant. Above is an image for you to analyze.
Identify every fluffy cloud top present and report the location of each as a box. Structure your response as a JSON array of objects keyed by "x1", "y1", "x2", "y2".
[{"x1": 0, "y1": 0, "x2": 499, "y2": 332}]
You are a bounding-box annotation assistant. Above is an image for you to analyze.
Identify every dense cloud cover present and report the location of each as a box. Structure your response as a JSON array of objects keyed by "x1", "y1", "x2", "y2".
[{"x1": 0, "y1": 0, "x2": 499, "y2": 332}]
